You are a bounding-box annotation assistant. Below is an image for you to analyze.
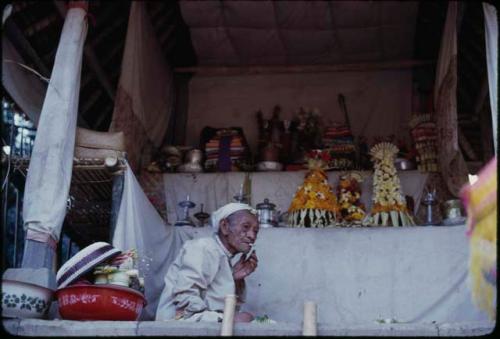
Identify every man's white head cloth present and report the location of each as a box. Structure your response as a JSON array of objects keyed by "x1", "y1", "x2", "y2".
[{"x1": 211, "y1": 202, "x2": 257, "y2": 232}]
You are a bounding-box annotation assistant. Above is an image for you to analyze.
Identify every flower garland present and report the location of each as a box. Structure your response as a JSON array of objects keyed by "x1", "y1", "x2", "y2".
[{"x1": 337, "y1": 172, "x2": 366, "y2": 225}]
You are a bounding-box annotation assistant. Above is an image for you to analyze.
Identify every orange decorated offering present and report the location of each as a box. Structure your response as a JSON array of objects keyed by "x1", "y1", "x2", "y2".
[{"x1": 287, "y1": 150, "x2": 339, "y2": 227}]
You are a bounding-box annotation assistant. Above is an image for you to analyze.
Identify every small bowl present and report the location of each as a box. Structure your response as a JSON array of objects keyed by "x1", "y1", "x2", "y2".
[
  {"x1": 56, "y1": 284, "x2": 145, "y2": 321},
  {"x1": 2, "y1": 279, "x2": 53, "y2": 319}
]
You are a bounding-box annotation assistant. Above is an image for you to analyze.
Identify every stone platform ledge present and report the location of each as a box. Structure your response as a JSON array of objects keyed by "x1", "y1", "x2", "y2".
[{"x1": 3, "y1": 319, "x2": 495, "y2": 336}]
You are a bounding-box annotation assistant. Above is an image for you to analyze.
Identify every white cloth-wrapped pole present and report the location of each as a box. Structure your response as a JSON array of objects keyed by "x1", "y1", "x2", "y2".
[
  {"x1": 483, "y1": 3, "x2": 498, "y2": 154},
  {"x1": 22, "y1": 5, "x2": 87, "y2": 242}
]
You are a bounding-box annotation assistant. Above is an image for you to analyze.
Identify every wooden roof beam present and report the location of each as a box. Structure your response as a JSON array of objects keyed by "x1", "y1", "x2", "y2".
[
  {"x1": 457, "y1": 86, "x2": 474, "y2": 111},
  {"x1": 54, "y1": 0, "x2": 115, "y2": 101},
  {"x1": 474, "y1": 76, "x2": 489, "y2": 115},
  {"x1": 150, "y1": 2, "x2": 167, "y2": 24},
  {"x1": 80, "y1": 90, "x2": 102, "y2": 117},
  {"x1": 102, "y1": 43, "x2": 124, "y2": 67},
  {"x1": 153, "y1": 7, "x2": 173, "y2": 33},
  {"x1": 24, "y1": 13, "x2": 59, "y2": 37},
  {"x1": 159, "y1": 24, "x2": 177, "y2": 47},
  {"x1": 3, "y1": 20, "x2": 51, "y2": 77},
  {"x1": 174, "y1": 60, "x2": 435, "y2": 76},
  {"x1": 458, "y1": 126, "x2": 478, "y2": 160},
  {"x1": 91, "y1": 15, "x2": 128, "y2": 49},
  {"x1": 94, "y1": 103, "x2": 113, "y2": 130}
]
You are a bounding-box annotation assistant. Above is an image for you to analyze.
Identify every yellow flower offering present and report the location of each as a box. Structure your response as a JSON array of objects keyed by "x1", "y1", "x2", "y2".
[{"x1": 288, "y1": 168, "x2": 339, "y2": 227}]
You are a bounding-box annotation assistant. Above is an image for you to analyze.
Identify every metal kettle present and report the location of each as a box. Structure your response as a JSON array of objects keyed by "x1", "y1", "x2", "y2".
[{"x1": 256, "y1": 198, "x2": 278, "y2": 228}]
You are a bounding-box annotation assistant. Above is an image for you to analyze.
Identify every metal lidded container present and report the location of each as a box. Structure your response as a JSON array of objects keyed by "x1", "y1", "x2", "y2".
[
  {"x1": 256, "y1": 198, "x2": 278, "y2": 228},
  {"x1": 441, "y1": 199, "x2": 466, "y2": 226}
]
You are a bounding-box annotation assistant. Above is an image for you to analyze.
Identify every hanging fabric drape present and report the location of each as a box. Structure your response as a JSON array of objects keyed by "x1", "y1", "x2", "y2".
[
  {"x1": 109, "y1": 1, "x2": 174, "y2": 172},
  {"x1": 434, "y1": 1, "x2": 468, "y2": 197},
  {"x1": 112, "y1": 161, "x2": 192, "y2": 320},
  {"x1": 482, "y1": 3, "x2": 498, "y2": 155},
  {"x1": 22, "y1": 6, "x2": 87, "y2": 242}
]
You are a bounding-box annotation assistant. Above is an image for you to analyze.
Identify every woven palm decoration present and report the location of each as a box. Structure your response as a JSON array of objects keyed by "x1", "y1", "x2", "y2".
[
  {"x1": 288, "y1": 153, "x2": 339, "y2": 227},
  {"x1": 366, "y1": 142, "x2": 415, "y2": 226},
  {"x1": 460, "y1": 157, "x2": 497, "y2": 320}
]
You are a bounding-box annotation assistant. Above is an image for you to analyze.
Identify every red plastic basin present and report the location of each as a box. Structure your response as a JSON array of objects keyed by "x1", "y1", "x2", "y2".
[{"x1": 56, "y1": 284, "x2": 146, "y2": 321}]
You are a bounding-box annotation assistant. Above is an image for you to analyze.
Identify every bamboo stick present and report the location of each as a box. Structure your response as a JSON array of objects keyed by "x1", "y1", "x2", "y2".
[
  {"x1": 220, "y1": 294, "x2": 237, "y2": 336},
  {"x1": 302, "y1": 301, "x2": 317, "y2": 336}
]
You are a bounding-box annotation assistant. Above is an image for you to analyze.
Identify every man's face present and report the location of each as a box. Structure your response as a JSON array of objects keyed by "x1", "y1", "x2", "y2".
[{"x1": 221, "y1": 210, "x2": 259, "y2": 254}]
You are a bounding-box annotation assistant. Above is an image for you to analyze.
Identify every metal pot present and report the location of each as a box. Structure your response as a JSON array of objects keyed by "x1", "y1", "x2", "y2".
[
  {"x1": 178, "y1": 149, "x2": 203, "y2": 173},
  {"x1": 394, "y1": 158, "x2": 416, "y2": 171},
  {"x1": 256, "y1": 198, "x2": 278, "y2": 228},
  {"x1": 185, "y1": 149, "x2": 203, "y2": 164},
  {"x1": 441, "y1": 199, "x2": 466, "y2": 225}
]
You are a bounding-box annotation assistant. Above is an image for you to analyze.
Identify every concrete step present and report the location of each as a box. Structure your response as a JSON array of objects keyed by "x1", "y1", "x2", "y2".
[{"x1": 3, "y1": 319, "x2": 495, "y2": 337}]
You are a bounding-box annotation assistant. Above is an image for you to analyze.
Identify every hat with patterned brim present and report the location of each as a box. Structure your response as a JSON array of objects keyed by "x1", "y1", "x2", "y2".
[{"x1": 56, "y1": 242, "x2": 121, "y2": 289}]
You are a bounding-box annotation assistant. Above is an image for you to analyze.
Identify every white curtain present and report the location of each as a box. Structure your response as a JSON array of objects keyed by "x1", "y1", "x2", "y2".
[
  {"x1": 483, "y1": 3, "x2": 498, "y2": 154},
  {"x1": 112, "y1": 161, "x2": 192, "y2": 320},
  {"x1": 22, "y1": 7, "x2": 87, "y2": 242},
  {"x1": 1, "y1": 36, "x2": 46, "y2": 126},
  {"x1": 109, "y1": 1, "x2": 174, "y2": 172}
]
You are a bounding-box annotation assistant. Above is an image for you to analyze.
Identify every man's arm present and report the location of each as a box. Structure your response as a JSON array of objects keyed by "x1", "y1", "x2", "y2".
[
  {"x1": 232, "y1": 251, "x2": 258, "y2": 307},
  {"x1": 172, "y1": 243, "x2": 220, "y2": 318}
]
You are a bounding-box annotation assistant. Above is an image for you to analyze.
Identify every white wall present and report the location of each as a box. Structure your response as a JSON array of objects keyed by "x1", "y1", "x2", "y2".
[
  {"x1": 185, "y1": 70, "x2": 413, "y2": 153},
  {"x1": 182, "y1": 225, "x2": 487, "y2": 326}
]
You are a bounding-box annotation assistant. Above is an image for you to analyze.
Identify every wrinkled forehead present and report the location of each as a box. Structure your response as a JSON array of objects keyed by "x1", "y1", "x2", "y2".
[{"x1": 227, "y1": 209, "x2": 259, "y2": 225}]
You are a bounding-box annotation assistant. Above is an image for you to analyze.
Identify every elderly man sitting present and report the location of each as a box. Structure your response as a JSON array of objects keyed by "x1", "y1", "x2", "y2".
[{"x1": 155, "y1": 203, "x2": 260, "y2": 322}]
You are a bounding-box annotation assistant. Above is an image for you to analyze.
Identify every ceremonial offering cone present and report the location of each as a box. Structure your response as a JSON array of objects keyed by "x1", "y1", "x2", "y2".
[
  {"x1": 337, "y1": 171, "x2": 366, "y2": 226},
  {"x1": 288, "y1": 151, "x2": 339, "y2": 227},
  {"x1": 365, "y1": 142, "x2": 415, "y2": 226}
]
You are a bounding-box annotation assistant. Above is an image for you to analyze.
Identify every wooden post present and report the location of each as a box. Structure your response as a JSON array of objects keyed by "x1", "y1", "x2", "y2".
[
  {"x1": 302, "y1": 301, "x2": 317, "y2": 336},
  {"x1": 220, "y1": 294, "x2": 237, "y2": 336}
]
